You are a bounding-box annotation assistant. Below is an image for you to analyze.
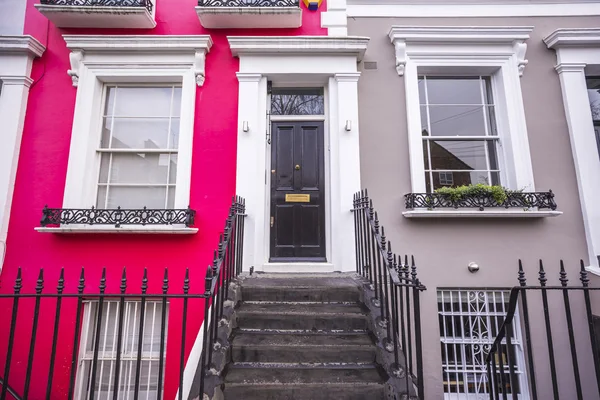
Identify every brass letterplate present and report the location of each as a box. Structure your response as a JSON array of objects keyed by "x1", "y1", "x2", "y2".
[{"x1": 285, "y1": 194, "x2": 310, "y2": 203}]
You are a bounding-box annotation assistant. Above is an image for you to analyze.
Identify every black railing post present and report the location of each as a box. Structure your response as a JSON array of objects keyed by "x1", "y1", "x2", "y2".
[
  {"x1": 505, "y1": 321, "x2": 518, "y2": 400},
  {"x1": 23, "y1": 269, "x2": 44, "y2": 399},
  {"x1": 68, "y1": 268, "x2": 85, "y2": 400},
  {"x1": 46, "y1": 268, "x2": 65, "y2": 400},
  {"x1": 133, "y1": 269, "x2": 148, "y2": 400},
  {"x1": 538, "y1": 261, "x2": 559, "y2": 400},
  {"x1": 199, "y1": 267, "x2": 214, "y2": 398},
  {"x1": 112, "y1": 268, "x2": 127, "y2": 400},
  {"x1": 88, "y1": 268, "x2": 107, "y2": 400},
  {"x1": 157, "y1": 269, "x2": 169, "y2": 400},
  {"x1": 413, "y1": 275, "x2": 424, "y2": 399},
  {"x1": 179, "y1": 269, "x2": 190, "y2": 400},
  {"x1": 517, "y1": 261, "x2": 537, "y2": 400},
  {"x1": 581, "y1": 261, "x2": 600, "y2": 396},
  {"x1": 1, "y1": 268, "x2": 22, "y2": 400}
]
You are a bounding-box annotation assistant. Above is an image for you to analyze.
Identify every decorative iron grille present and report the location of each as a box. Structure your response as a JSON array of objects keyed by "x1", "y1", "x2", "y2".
[
  {"x1": 39, "y1": 0, "x2": 153, "y2": 12},
  {"x1": 40, "y1": 206, "x2": 196, "y2": 228},
  {"x1": 198, "y1": 0, "x2": 299, "y2": 7},
  {"x1": 404, "y1": 191, "x2": 557, "y2": 211}
]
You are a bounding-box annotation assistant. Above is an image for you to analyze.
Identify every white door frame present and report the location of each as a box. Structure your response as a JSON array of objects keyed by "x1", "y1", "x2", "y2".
[{"x1": 228, "y1": 36, "x2": 369, "y2": 273}]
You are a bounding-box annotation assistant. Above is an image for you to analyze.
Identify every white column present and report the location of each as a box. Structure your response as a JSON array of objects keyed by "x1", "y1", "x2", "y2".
[
  {"x1": 235, "y1": 73, "x2": 266, "y2": 272},
  {"x1": 321, "y1": 0, "x2": 347, "y2": 36},
  {"x1": 556, "y1": 63, "x2": 600, "y2": 269},
  {"x1": 331, "y1": 73, "x2": 361, "y2": 271}
]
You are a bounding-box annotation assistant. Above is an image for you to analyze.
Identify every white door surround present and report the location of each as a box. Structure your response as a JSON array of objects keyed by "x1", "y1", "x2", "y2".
[
  {"x1": 545, "y1": 29, "x2": 600, "y2": 272},
  {"x1": 228, "y1": 36, "x2": 369, "y2": 273},
  {"x1": 0, "y1": 36, "x2": 45, "y2": 269}
]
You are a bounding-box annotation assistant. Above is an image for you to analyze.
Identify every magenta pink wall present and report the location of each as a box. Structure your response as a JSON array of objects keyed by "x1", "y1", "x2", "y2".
[{"x1": 0, "y1": 1, "x2": 327, "y2": 398}]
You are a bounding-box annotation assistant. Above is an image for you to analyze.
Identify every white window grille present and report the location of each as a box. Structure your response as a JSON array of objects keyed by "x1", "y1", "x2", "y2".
[
  {"x1": 419, "y1": 76, "x2": 500, "y2": 193},
  {"x1": 437, "y1": 289, "x2": 529, "y2": 399},
  {"x1": 97, "y1": 85, "x2": 182, "y2": 209},
  {"x1": 76, "y1": 300, "x2": 168, "y2": 400}
]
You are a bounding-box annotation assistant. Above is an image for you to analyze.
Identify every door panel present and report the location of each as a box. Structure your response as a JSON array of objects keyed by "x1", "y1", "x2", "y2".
[{"x1": 270, "y1": 121, "x2": 326, "y2": 261}]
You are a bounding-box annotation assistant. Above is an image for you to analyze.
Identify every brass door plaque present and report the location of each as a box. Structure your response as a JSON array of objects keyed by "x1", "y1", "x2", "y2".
[{"x1": 285, "y1": 194, "x2": 310, "y2": 203}]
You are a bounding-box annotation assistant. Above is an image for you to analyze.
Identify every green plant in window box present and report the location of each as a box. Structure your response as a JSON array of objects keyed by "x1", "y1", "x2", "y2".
[{"x1": 434, "y1": 184, "x2": 517, "y2": 205}]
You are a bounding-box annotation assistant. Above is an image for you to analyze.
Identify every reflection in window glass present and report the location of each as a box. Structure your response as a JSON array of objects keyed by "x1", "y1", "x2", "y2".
[
  {"x1": 419, "y1": 76, "x2": 501, "y2": 192},
  {"x1": 97, "y1": 86, "x2": 181, "y2": 209},
  {"x1": 586, "y1": 78, "x2": 600, "y2": 158},
  {"x1": 270, "y1": 88, "x2": 324, "y2": 115}
]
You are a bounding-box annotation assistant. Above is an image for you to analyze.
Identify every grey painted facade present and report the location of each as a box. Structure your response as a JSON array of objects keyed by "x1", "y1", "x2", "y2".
[
  {"x1": 0, "y1": 0, "x2": 26, "y2": 35},
  {"x1": 349, "y1": 16, "x2": 600, "y2": 399}
]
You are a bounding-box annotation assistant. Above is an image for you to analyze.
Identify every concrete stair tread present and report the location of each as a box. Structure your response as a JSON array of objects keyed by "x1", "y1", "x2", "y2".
[
  {"x1": 225, "y1": 363, "x2": 386, "y2": 385},
  {"x1": 237, "y1": 302, "x2": 366, "y2": 315},
  {"x1": 232, "y1": 331, "x2": 374, "y2": 347},
  {"x1": 242, "y1": 274, "x2": 359, "y2": 288}
]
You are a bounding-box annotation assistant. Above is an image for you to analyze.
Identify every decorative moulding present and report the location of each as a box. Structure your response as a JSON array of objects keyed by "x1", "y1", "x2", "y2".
[
  {"x1": 544, "y1": 28, "x2": 600, "y2": 49},
  {"x1": 0, "y1": 35, "x2": 45, "y2": 58},
  {"x1": 388, "y1": 26, "x2": 533, "y2": 77},
  {"x1": 34, "y1": 4, "x2": 156, "y2": 29},
  {"x1": 62, "y1": 35, "x2": 213, "y2": 87},
  {"x1": 227, "y1": 36, "x2": 370, "y2": 61}
]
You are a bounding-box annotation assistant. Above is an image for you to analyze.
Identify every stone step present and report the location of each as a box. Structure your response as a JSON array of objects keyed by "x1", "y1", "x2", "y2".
[
  {"x1": 231, "y1": 331, "x2": 376, "y2": 363},
  {"x1": 235, "y1": 303, "x2": 369, "y2": 331},
  {"x1": 224, "y1": 364, "x2": 386, "y2": 400}
]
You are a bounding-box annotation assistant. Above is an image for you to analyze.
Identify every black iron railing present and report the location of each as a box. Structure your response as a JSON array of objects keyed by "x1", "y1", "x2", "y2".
[
  {"x1": 485, "y1": 260, "x2": 600, "y2": 400},
  {"x1": 0, "y1": 197, "x2": 245, "y2": 400},
  {"x1": 353, "y1": 189, "x2": 426, "y2": 400},
  {"x1": 198, "y1": 0, "x2": 299, "y2": 6},
  {"x1": 40, "y1": 206, "x2": 196, "y2": 228},
  {"x1": 405, "y1": 191, "x2": 557, "y2": 211},
  {"x1": 40, "y1": 0, "x2": 153, "y2": 12}
]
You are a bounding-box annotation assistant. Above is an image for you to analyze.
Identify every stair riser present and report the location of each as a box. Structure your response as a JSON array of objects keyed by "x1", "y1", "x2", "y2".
[
  {"x1": 232, "y1": 346, "x2": 377, "y2": 363},
  {"x1": 224, "y1": 386, "x2": 385, "y2": 400},
  {"x1": 236, "y1": 314, "x2": 368, "y2": 331},
  {"x1": 241, "y1": 287, "x2": 360, "y2": 303}
]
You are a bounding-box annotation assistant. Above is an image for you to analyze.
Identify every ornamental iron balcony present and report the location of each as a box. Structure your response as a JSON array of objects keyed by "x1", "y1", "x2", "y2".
[
  {"x1": 404, "y1": 191, "x2": 558, "y2": 211},
  {"x1": 40, "y1": 206, "x2": 196, "y2": 228},
  {"x1": 196, "y1": 0, "x2": 301, "y2": 29},
  {"x1": 35, "y1": 0, "x2": 156, "y2": 28}
]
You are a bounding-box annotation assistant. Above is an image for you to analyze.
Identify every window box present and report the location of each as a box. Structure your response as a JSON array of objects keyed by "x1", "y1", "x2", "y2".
[
  {"x1": 404, "y1": 191, "x2": 562, "y2": 218},
  {"x1": 196, "y1": 0, "x2": 302, "y2": 29},
  {"x1": 35, "y1": 0, "x2": 156, "y2": 29}
]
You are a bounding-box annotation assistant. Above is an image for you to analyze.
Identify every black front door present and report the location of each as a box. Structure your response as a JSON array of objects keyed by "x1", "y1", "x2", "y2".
[{"x1": 270, "y1": 121, "x2": 326, "y2": 262}]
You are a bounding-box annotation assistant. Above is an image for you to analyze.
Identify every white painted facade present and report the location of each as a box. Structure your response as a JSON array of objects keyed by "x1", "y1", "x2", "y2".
[
  {"x1": 229, "y1": 36, "x2": 368, "y2": 273},
  {"x1": 545, "y1": 29, "x2": 600, "y2": 271},
  {"x1": 0, "y1": 36, "x2": 45, "y2": 269}
]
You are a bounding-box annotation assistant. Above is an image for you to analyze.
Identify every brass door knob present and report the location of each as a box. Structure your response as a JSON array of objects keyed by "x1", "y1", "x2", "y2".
[{"x1": 295, "y1": 165, "x2": 301, "y2": 170}]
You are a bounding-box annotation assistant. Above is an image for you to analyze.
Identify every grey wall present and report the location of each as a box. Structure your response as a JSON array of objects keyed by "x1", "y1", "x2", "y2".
[
  {"x1": 349, "y1": 16, "x2": 600, "y2": 399},
  {"x1": 0, "y1": 0, "x2": 26, "y2": 35}
]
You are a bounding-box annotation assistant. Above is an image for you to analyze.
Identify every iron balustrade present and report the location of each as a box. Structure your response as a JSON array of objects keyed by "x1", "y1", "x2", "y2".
[
  {"x1": 0, "y1": 197, "x2": 245, "y2": 400},
  {"x1": 485, "y1": 260, "x2": 600, "y2": 400},
  {"x1": 405, "y1": 191, "x2": 558, "y2": 211},
  {"x1": 40, "y1": 205, "x2": 196, "y2": 228},
  {"x1": 39, "y1": 0, "x2": 153, "y2": 11},
  {"x1": 198, "y1": 0, "x2": 299, "y2": 6},
  {"x1": 353, "y1": 189, "x2": 426, "y2": 400}
]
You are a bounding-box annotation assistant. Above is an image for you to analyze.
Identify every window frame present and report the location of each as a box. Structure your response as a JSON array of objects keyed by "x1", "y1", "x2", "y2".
[{"x1": 390, "y1": 26, "x2": 535, "y2": 194}]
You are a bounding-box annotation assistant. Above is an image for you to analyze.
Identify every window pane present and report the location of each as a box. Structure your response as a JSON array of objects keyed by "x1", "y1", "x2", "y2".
[
  {"x1": 172, "y1": 87, "x2": 182, "y2": 116},
  {"x1": 168, "y1": 154, "x2": 178, "y2": 184},
  {"x1": 587, "y1": 78, "x2": 600, "y2": 122},
  {"x1": 430, "y1": 171, "x2": 479, "y2": 190},
  {"x1": 482, "y1": 77, "x2": 494, "y2": 105},
  {"x1": 271, "y1": 88, "x2": 324, "y2": 115},
  {"x1": 422, "y1": 141, "x2": 430, "y2": 170},
  {"x1": 167, "y1": 188, "x2": 175, "y2": 208},
  {"x1": 169, "y1": 119, "x2": 180, "y2": 149},
  {"x1": 485, "y1": 106, "x2": 498, "y2": 136},
  {"x1": 96, "y1": 186, "x2": 107, "y2": 209},
  {"x1": 418, "y1": 77, "x2": 426, "y2": 104},
  {"x1": 106, "y1": 118, "x2": 171, "y2": 150},
  {"x1": 487, "y1": 141, "x2": 499, "y2": 170},
  {"x1": 428, "y1": 106, "x2": 487, "y2": 136},
  {"x1": 425, "y1": 77, "x2": 483, "y2": 105},
  {"x1": 429, "y1": 140, "x2": 489, "y2": 171},
  {"x1": 420, "y1": 106, "x2": 429, "y2": 135},
  {"x1": 108, "y1": 153, "x2": 171, "y2": 185},
  {"x1": 99, "y1": 153, "x2": 110, "y2": 184},
  {"x1": 111, "y1": 87, "x2": 176, "y2": 117},
  {"x1": 105, "y1": 187, "x2": 167, "y2": 209}
]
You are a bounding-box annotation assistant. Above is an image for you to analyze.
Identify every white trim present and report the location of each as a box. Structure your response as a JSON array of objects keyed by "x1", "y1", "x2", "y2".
[
  {"x1": 228, "y1": 36, "x2": 369, "y2": 61},
  {"x1": 35, "y1": 226, "x2": 198, "y2": 234},
  {"x1": 545, "y1": 28, "x2": 600, "y2": 268},
  {"x1": 347, "y1": 1, "x2": 600, "y2": 17},
  {"x1": 262, "y1": 262, "x2": 337, "y2": 273},
  {"x1": 0, "y1": 35, "x2": 45, "y2": 270},
  {"x1": 60, "y1": 35, "x2": 211, "y2": 216},
  {"x1": 389, "y1": 26, "x2": 535, "y2": 195},
  {"x1": 403, "y1": 210, "x2": 563, "y2": 218},
  {"x1": 230, "y1": 36, "x2": 366, "y2": 273}
]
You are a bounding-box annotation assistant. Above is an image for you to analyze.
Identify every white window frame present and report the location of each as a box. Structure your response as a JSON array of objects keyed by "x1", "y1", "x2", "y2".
[
  {"x1": 75, "y1": 300, "x2": 169, "y2": 400},
  {"x1": 437, "y1": 289, "x2": 529, "y2": 399},
  {"x1": 389, "y1": 26, "x2": 536, "y2": 195},
  {"x1": 58, "y1": 35, "x2": 211, "y2": 230},
  {"x1": 438, "y1": 171, "x2": 454, "y2": 187}
]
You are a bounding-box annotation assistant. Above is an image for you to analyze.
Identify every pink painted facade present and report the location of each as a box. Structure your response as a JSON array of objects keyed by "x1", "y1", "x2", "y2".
[{"x1": 0, "y1": 1, "x2": 327, "y2": 398}]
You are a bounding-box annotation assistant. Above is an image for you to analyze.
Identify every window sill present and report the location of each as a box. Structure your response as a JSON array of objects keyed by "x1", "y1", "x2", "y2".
[
  {"x1": 585, "y1": 266, "x2": 600, "y2": 277},
  {"x1": 402, "y1": 210, "x2": 563, "y2": 218},
  {"x1": 35, "y1": 226, "x2": 198, "y2": 234}
]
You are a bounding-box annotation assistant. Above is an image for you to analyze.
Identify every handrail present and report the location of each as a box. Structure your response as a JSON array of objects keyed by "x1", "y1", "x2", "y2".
[
  {"x1": 0, "y1": 377, "x2": 22, "y2": 400},
  {"x1": 353, "y1": 189, "x2": 426, "y2": 399},
  {"x1": 485, "y1": 260, "x2": 600, "y2": 400}
]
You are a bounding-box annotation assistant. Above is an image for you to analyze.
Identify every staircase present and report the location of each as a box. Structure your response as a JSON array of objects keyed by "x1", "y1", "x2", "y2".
[{"x1": 222, "y1": 273, "x2": 388, "y2": 400}]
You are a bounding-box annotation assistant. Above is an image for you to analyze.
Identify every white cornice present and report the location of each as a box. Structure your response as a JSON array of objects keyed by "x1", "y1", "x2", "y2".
[
  {"x1": 544, "y1": 29, "x2": 600, "y2": 49},
  {"x1": 0, "y1": 35, "x2": 45, "y2": 58},
  {"x1": 227, "y1": 36, "x2": 370, "y2": 61},
  {"x1": 63, "y1": 35, "x2": 213, "y2": 53},
  {"x1": 388, "y1": 26, "x2": 533, "y2": 44}
]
